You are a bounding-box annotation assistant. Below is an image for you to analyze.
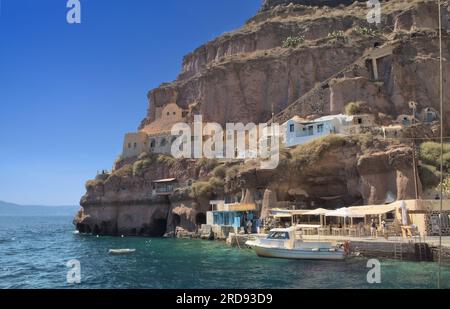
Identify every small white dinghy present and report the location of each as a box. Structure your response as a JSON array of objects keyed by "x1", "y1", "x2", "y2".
[
  {"x1": 108, "y1": 249, "x2": 136, "y2": 255},
  {"x1": 246, "y1": 227, "x2": 347, "y2": 260}
]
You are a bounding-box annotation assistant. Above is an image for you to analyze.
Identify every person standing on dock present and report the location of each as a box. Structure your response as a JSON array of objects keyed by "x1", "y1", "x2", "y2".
[
  {"x1": 247, "y1": 219, "x2": 253, "y2": 235},
  {"x1": 381, "y1": 220, "x2": 387, "y2": 240},
  {"x1": 370, "y1": 219, "x2": 377, "y2": 239}
]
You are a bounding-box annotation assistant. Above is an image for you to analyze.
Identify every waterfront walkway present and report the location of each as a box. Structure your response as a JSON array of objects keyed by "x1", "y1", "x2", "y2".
[
  {"x1": 301, "y1": 235, "x2": 450, "y2": 248},
  {"x1": 228, "y1": 232, "x2": 450, "y2": 248}
]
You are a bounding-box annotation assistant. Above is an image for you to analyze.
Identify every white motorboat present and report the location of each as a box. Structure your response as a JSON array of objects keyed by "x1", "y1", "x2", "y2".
[
  {"x1": 108, "y1": 249, "x2": 136, "y2": 255},
  {"x1": 246, "y1": 227, "x2": 347, "y2": 260}
]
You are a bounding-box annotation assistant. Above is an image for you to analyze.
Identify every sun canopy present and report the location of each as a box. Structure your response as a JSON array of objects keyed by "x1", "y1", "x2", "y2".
[
  {"x1": 304, "y1": 208, "x2": 329, "y2": 216},
  {"x1": 325, "y1": 208, "x2": 364, "y2": 218},
  {"x1": 347, "y1": 204, "x2": 397, "y2": 216},
  {"x1": 269, "y1": 209, "x2": 309, "y2": 217},
  {"x1": 273, "y1": 214, "x2": 293, "y2": 218}
]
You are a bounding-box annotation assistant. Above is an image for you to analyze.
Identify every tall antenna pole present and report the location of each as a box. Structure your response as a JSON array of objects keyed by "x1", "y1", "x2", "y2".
[{"x1": 437, "y1": 0, "x2": 444, "y2": 289}]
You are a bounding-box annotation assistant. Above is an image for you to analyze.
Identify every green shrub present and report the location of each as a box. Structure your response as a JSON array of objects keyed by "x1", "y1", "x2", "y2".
[
  {"x1": 419, "y1": 142, "x2": 450, "y2": 168},
  {"x1": 85, "y1": 179, "x2": 104, "y2": 190},
  {"x1": 196, "y1": 158, "x2": 219, "y2": 173},
  {"x1": 138, "y1": 152, "x2": 152, "y2": 161},
  {"x1": 156, "y1": 154, "x2": 176, "y2": 167},
  {"x1": 354, "y1": 26, "x2": 378, "y2": 38},
  {"x1": 225, "y1": 165, "x2": 241, "y2": 179},
  {"x1": 418, "y1": 164, "x2": 441, "y2": 189},
  {"x1": 113, "y1": 164, "x2": 133, "y2": 177},
  {"x1": 212, "y1": 164, "x2": 227, "y2": 179},
  {"x1": 435, "y1": 177, "x2": 450, "y2": 198},
  {"x1": 290, "y1": 135, "x2": 347, "y2": 169},
  {"x1": 189, "y1": 177, "x2": 224, "y2": 199},
  {"x1": 282, "y1": 35, "x2": 305, "y2": 48},
  {"x1": 444, "y1": 152, "x2": 450, "y2": 171},
  {"x1": 328, "y1": 30, "x2": 346, "y2": 41},
  {"x1": 132, "y1": 159, "x2": 152, "y2": 177},
  {"x1": 345, "y1": 101, "x2": 366, "y2": 115}
]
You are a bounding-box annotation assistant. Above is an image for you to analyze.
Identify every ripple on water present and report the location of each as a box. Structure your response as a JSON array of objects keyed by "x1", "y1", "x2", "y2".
[{"x1": 1, "y1": 216, "x2": 449, "y2": 288}]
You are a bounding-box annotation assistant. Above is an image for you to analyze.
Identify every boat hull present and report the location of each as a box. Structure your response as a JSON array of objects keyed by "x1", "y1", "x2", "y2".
[{"x1": 253, "y1": 245, "x2": 345, "y2": 260}]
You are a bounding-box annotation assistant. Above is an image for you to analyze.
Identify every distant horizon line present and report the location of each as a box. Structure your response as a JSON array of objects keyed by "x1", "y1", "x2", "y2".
[{"x1": 0, "y1": 200, "x2": 79, "y2": 208}]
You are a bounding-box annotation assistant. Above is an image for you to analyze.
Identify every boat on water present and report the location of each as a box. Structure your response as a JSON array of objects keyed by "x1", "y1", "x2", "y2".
[
  {"x1": 108, "y1": 249, "x2": 136, "y2": 255},
  {"x1": 246, "y1": 227, "x2": 347, "y2": 260}
]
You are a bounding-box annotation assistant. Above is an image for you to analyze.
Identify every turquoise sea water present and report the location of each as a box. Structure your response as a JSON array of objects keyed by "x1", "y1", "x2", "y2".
[{"x1": 0, "y1": 216, "x2": 449, "y2": 289}]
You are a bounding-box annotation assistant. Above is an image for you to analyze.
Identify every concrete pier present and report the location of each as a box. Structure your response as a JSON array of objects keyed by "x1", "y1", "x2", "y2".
[{"x1": 227, "y1": 233, "x2": 450, "y2": 263}]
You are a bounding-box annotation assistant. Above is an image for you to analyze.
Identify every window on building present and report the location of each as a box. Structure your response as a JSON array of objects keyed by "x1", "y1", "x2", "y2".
[
  {"x1": 134, "y1": 143, "x2": 137, "y2": 148},
  {"x1": 173, "y1": 112, "x2": 176, "y2": 115},
  {"x1": 128, "y1": 143, "x2": 131, "y2": 149},
  {"x1": 289, "y1": 124, "x2": 295, "y2": 133},
  {"x1": 317, "y1": 124, "x2": 324, "y2": 133},
  {"x1": 308, "y1": 126, "x2": 314, "y2": 136},
  {"x1": 160, "y1": 138, "x2": 167, "y2": 147},
  {"x1": 167, "y1": 112, "x2": 170, "y2": 116},
  {"x1": 150, "y1": 140, "x2": 156, "y2": 148}
]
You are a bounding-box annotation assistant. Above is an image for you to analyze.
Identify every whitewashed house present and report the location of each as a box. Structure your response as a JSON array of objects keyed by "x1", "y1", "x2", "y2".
[
  {"x1": 281, "y1": 114, "x2": 375, "y2": 148},
  {"x1": 282, "y1": 115, "x2": 344, "y2": 148}
]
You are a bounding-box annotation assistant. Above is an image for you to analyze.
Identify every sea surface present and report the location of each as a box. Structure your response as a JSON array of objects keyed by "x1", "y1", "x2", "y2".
[{"x1": 0, "y1": 216, "x2": 449, "y2": 289}]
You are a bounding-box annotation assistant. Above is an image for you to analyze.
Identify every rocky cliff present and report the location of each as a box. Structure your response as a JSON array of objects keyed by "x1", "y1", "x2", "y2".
[{"x1": 76, "y1": 0, "x2": 449, "y2": 237}]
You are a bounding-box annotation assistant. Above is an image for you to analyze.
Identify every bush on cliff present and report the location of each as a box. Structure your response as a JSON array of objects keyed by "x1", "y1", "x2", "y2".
[
  {"x1": 345, "y1": 101, "x2": 367, "y2": 115},
  {"x1": 290, "y1": 135, "x2": 347, "y2": 169},
  {"x1": 189, "y1": 177, "x2": 224, "y2": 200},
  {"x1": 418, "y1": 164, "x2": 441, "y2": 189},
  {"x1": 156, "y1": 154, "x2": 176, "y2": 167},
  {"x1": 282, "y1": 35, "x2": 305, "y2": 48},
  {"x1": 133, "y1": 159, "x2": 152, "y2": 177},
  {"x1": 113, "y1": 164, "x2": 133, "y2": 178},
  {"x1": 327, "y1": 30, "x2": 347, "y2": 42},
  {"x1": 225, "y1": 164, "x2": 241, "y2": 179},
  {"x1": 132, "y1": 152, "x2": 176, "y2": 177},
  {"x1": 419, "y1": 141, "x2": 450, "y2": 171},
  {"x1": 353, "y1": 26, "x2": 378, "y2": 38},
  {"x1": 196, "y1": 158, "x2": 219, "y2": 175},
  {"x1": 85, "y1": 179, "x2": 104, "y2": 190},
  {"x1": 212, "y1": 164, "x2": 227, "y2": 179},
  {"x1": 436, "y1": 177, "x2": 450, "y2": 197}
]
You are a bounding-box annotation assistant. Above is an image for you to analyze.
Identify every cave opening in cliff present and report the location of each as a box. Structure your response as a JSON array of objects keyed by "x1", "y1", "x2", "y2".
[
  {"x1": 173, "y1": 214, "x2": 181, "y2": 227},
  {"x1": 148, "y1": 219, "x2": 167, "y2": 237},
  {"x1": 195, "y1": 213, "x2": 206, "y2": 226}
]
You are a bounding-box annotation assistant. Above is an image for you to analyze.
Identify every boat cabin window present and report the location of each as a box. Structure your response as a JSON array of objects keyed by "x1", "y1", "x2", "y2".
[{"x1": 267, "y1": 232, "x2": 290, "y2": 240}]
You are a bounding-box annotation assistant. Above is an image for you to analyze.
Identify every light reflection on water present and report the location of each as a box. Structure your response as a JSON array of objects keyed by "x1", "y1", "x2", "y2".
[{"x1": 0, "y1": 216, "x2": 448, "y2": 289}]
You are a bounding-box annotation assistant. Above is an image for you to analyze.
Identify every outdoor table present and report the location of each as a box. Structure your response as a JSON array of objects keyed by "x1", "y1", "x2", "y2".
[
  {"x1": 302, "y1": 227, "x2": 318, "y2": 235},
  {"x1": 318, "y1": 228, "x2": 329, "y2": 236},
  {"x1": 332, "y1": 228, "x2": 344, "y2": 236},
  {"x1": 347, "y1": 227, "x2": 358, "y2": 237}
]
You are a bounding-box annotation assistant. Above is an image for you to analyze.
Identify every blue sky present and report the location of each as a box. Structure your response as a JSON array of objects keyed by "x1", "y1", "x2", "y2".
[{"x1": 0, "y1": 0, "x2": 261, "y2": 205}]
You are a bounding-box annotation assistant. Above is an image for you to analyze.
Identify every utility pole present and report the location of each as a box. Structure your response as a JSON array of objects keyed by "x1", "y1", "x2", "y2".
[
  {"x1": 437, "y1": 0, "x2": 444, "y2": 290},
  {"x1": 409, "y1": 101, "x2": 419, "y2": 200}
]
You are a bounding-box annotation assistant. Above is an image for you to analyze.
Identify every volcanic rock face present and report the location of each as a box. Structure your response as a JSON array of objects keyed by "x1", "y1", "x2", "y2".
[
  {"x1": 142, "y1": 0, "x2": 449, "y2": 132},
  {"x1": 234, "y1": 137, "x2": 419, "y2": 207},
  {"x1": 259, "y1": 0, "x2": 366, "y2": 12},
  {"x1": 77, "y1": 0, "x2": 447, "y2": 236}
]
